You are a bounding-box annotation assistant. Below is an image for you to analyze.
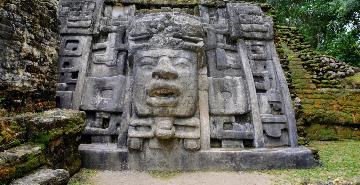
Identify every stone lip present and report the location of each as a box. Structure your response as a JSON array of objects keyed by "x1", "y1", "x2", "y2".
[{"x1": 79, "y1": 144, "x2": 319, "y2": 171}]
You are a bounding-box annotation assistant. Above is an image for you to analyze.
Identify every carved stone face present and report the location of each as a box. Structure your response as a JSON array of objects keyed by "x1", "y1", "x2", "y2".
[{"x1": 132, "y1": 49, "x2": 198, "y2": 117}]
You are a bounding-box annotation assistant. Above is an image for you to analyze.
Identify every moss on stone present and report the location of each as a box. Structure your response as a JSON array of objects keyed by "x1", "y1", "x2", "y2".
[
  {"x1": 0, "y1": 118, "x2": 27, "y2": 150},
  {"x1": 0, "y1": 166, "x2": 16, "y2": 184},
  {"x1": 13, "y1": 153, "x2": 46, "y2": 179},
  {"x1": 275, "y1": 24, "x2": 360, "y2": 141},
  {"x1": 306, "y1": 124, "x2": 339, "y2": 141},
  {"x1": 0, "y1": 145, "x2": 46, "y2": 184},
  {"x1": 306, "y1": 124, "x2": 360, "y2": 141},
  {"x1": 299, "y1": 90, "x2": 360, "y2": 126},
  {"x1": 68, "y1": 169, "x2": 97, "y2": 185},
  {"x1": 0, "y1": 109, "x2": 86, "y2": 182},
  {"x1": 342, "y1": 72, "x2": 360, "y2": 89}
]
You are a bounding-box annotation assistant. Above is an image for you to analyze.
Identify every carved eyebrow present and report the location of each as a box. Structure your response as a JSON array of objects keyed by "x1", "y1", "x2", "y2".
[
  {"x1": 129, "y1": 34, "x2": 152, "y2": 43},
  {"x1": 173, "y1": 35, "x2": 203, "y2": 44},
  {"x1": 136, "y1": 55, "x2": 195, "y2": 61},
  {"x1": 174, "y1": 57, "x2": 194, "y2": 65}
]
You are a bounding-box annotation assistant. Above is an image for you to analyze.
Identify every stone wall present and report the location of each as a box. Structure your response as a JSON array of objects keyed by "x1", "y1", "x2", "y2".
[
  {"x1": 0, "y1": 0, "x2": 59, "y2": 114},
  {"x1": 0, "y1": 109, "x2": 85, "y2": 184},
  {"x1": 274, "y1": 26, "x2": 360, "y2": 142}
]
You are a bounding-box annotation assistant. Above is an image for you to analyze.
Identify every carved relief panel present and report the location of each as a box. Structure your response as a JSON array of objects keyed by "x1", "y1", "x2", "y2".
[
  {"x1": 201, "y1": 6, "x2": 255, "y2": 148},
  {"x1": 57, "y1": 1, "x2": 298, "y2": 157}
]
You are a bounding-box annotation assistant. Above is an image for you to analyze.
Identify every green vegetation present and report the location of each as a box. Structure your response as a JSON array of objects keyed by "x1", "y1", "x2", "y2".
[
  {"x1": 268, "y1": 140, "x2": 360, "y2": 184},
  {"x1": 346, "y1": 72, "x2": 360, "y2": 83},
  {"x1": 275, "y1": 26, "x2": 360, "y2": 141},
  {"x1": 0, "y1": 118, "x2": 26, "y2": 150},
  {"x1": 68, "y1": 169, "x2": 98, "y2": 185},
  {"x1": 343, "y1": 72, "x2": 360, "y2": 88},
  {"x1": 306, "y1": 124, "x2": 360, "y2": 141},
  {"x1": 268, "y1": 0, "x2": 360, "y2": 66},
  {"x1": 1, "y1": 110, "x2": 86, "y2": 183},
  {"x1": 0, "y1": 146, "x2": 46, "y2": 184},
  {"x1": 13, "y1": 153, "x2": 46, "y2": 179},
  {"x1": 306, "y1": 124, "x2": 339, "y2": 141}
]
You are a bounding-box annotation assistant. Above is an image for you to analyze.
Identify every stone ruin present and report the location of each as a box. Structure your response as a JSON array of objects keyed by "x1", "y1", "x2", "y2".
[{"x1": 56, "y1": 0, "x2": 318, "y2": 170}]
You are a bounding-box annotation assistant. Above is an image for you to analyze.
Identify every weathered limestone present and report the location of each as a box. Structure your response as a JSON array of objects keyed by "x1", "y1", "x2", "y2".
[
  {"x1": 10, "y1": 169, "x2": 70, "y2": 185},
  {"x1": 56, "y1": 0, "x2": 318, "y2": 170},
  {"x1": 0, "y1": 0, "x2": 59, "y2": 113},
  {"x1": 0, "y1": 109, "x2": 85, "y2": 184}
]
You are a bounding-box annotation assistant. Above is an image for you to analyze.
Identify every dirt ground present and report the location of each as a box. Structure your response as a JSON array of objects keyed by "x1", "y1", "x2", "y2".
[{"x1": 86, "y1": 171, "x2": 274, "y2": 185}]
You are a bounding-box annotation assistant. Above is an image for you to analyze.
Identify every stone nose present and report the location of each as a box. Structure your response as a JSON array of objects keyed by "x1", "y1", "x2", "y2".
[{"x1": 152, "y1": 56, "x2": 178, "y2": 80}]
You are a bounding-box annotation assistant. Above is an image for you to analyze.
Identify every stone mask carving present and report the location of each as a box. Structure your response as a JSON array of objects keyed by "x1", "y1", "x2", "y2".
[
  {"x1": 128, "y1": 13, "x2": 204, "y2": 118},
  {"x1": 127, "y1": 13, "x2": 203, "y2": 144},
  {"x1": 56, "y1": 1, "x2": 317, "y2": 171}
]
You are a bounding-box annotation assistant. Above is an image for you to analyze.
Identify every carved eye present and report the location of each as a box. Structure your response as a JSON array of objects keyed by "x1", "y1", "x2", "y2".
[
  {"x1": 138, "y1": 57, "x2": 156, "y2": 70},
  {"x1": 174, "y1": 58, "x2": 191, "y2": 69}
]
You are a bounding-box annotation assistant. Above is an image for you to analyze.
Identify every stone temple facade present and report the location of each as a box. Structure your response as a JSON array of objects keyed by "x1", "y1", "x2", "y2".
[{"x1": 56, "y1": 0, "x2": 318, "y2": 170}]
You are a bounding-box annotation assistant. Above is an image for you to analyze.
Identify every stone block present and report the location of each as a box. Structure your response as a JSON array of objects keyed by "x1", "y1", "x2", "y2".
[
  {"x1": 10, "y1": 169, "x2": 70, "y2": 185},
  {"x1": 80, "y1": 76, "x2": 126, "y2": 112},
  {"x1": 59, "y1": 0, "x2": 104, "y2": 34},
  {"x1": 60, "y1": 36, "x2": 87, "y2": 57},
  {"x1": 79, "y1": 144, "x2": 128, "y2": 170},
  {"x1": 0, "y1": 144, "x2": 43, "y2": 168},
  {"x1": 56, "y1": 91, "x2": 73, "y2": 109},
  {"x1": 209, "y1": 77, "x2": 249, "y2": 115},
  {"x1": 227, "y1": 3, "x2": 274, "y2": 40},
  {"x1": 210, "y1": 116, "x2": 254, "y2": 140},
  {"x1": 0, "y1": 144, "x2": 45, "y2": 184}
]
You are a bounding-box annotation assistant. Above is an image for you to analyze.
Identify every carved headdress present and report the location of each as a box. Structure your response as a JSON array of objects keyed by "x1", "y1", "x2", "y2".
[{"x1": 127, "y1": 12, "x2": 204, "y2": 55}]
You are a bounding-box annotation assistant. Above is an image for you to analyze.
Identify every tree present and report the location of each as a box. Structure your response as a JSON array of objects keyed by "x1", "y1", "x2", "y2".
[{"x1": 268, "y1": 0, "x2": 360, "y2": 66}]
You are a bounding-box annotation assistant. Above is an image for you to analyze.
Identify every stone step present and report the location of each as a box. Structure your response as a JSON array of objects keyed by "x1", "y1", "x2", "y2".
[
  {"x1": 10, "y1": 169, "x2": 70, "y2": 185},
  {"x1": 0, "y1": 144, "x2": 46, "y2": 184},
  {"x1": 79, "y1": 144, "x2": 318, "y2": 171},
  {"x1": 0, "y1": 144, "x2": 43, "y2": 168}
]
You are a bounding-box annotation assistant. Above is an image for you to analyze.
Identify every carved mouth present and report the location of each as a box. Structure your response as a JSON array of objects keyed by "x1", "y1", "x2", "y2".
[
  {"x1": 148, "y1": 87, "x2": 180, "y2": 98},
  {"x1": 146, "y1": 84, "x2": 180, "y2": 107}
]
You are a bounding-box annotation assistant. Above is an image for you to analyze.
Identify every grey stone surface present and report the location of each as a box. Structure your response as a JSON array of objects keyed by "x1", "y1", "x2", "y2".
[
  {"x1": 57, "y1": 1, "x2": 317, "y2": 170},
  {"x1": 80, "y1": 76, "x2": 125, "y2": 112},
  {"x1": 0, "y1": 144, "x2": 42, "y2": 167},
  {"x1": 0, "y1": 0, "x2": 59, "y2": 111},
  {"x1": 208, "y1": 77, "x2": 249, "y2": 115},
  {"x1": 80, "y1": 144, "x2": 318, "y2": 170},
  {"x1": 10, "y1": 169, "x2": 70, "y2": 185},
  {"x1": 79, "y1": 144, "x2": 128, "y2": 170}
]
